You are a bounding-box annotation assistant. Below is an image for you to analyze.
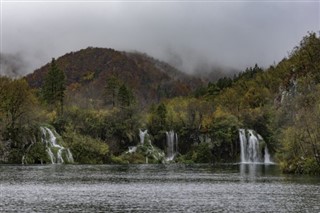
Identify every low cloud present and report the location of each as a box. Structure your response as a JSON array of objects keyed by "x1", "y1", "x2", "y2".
[
  {"x1": 0, "y1": 53, "x2": 30, "y2": 77},
  {"x1": 1, "y1": 2, "x2": 319, "y2": 74}
]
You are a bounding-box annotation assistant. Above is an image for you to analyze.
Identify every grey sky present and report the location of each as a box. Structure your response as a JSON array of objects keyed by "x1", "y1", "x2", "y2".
[{"x1": 0, "y1": 1, "x2": 319, "y2": 75}]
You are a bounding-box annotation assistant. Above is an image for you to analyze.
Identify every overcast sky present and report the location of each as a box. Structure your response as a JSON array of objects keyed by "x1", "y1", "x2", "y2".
[{"x1": 0, "y1": 1, "x2": 319, "y2": 75}]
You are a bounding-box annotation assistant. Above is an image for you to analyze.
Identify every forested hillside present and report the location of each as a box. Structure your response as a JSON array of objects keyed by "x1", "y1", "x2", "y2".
[
  {"x1": 26, "y1": 47, "x2": 203, "y2": 107},
  {"x1": 1, "y1": 33, "x2": 319, "y2": 174}
]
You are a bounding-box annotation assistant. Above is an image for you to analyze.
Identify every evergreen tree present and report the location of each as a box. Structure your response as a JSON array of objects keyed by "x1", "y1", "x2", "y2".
[
  {"x1": 156, "y1": 103, "x2": 167, "y2": 127},
  {"x1": 117, "y1": 84, "x2": 134, "y2": 107},
  {"x1": 148, "y1": 103, "x2": 167, "y2": 135},
  {"x1": 42, "y1": 58, "x2": 66, "y2": 114},
  {"x1": 105, "y1": 75, "x2": 120, "y2": 107}
]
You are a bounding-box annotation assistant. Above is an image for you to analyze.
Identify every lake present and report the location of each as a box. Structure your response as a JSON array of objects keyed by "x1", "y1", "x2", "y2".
[{"x1": 1, "y1": 164, "x2": 319, "y2": 212}]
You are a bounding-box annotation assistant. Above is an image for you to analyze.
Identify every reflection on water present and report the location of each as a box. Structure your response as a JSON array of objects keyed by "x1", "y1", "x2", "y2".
[
  {"x1": 0, "y1": 164, "x2": 320, "y2": 212},
  {"x1": 240, "y1": 163, "x2": 276, "y2": 178}
]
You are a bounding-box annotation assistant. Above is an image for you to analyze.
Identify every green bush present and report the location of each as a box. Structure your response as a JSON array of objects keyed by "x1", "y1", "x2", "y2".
[
  {"x1": 193, "y1": 143, "x2": 213, "y2": 163},
  {"x1": 24, "y1": 141, "x2": 50, "y2": 164},
  {"x1": 178, "y1": 142, "x2": 212, "y2": 164},
  {"x1": 63, "y1": 128, "x2": 109, "y2": 164},
  {"x1": 117, "y1": 152, "x2": 146, "y2": 164}
]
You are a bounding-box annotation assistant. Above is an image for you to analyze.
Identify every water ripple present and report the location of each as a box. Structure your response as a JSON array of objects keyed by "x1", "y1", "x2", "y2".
[{"x1": 0, "y1": 164, "x2": 319, "y2": 212}]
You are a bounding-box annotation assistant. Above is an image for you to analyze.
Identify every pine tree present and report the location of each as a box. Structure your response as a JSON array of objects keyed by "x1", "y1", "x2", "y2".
[
  {"x1": 117, "y1": 84, "x2": 134, "y2": 107},
  {"x1": 105, "y1": 75, "x2": 120, "y2": 107},
  {"x1": 42, "y1": 58, "x2": 66, "y2": 114},
  {"x1": 156, "y1": 103, "x2": 167, "y2": 127}
]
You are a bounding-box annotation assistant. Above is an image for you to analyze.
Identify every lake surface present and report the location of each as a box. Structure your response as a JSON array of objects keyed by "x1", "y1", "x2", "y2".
[{"x1": 1, "y1": 164, "x2": 320, "y2": 212}]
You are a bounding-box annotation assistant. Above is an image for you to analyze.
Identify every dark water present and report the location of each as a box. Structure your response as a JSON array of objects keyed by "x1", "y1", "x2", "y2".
[{"x1": 1, "y1": 164, "x2": 320, "y2": 212}]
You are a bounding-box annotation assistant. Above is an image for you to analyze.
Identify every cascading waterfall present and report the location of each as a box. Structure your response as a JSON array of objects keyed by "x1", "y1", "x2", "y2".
[
  {"x1": 166, "y1": 130, "x2": 178, "y2": 161},
  {"x1": 239, "y1": 129, "x2": 272, "y2": 164},
  {"x1": 40, "y1": 127, "x2": 74, "y2": 164},
  {"x1": 248, "y1": 130, "x2": 259, "y2": 162},
  {"x1": 66, "y1": 149, "x2": 74, "y2": 163},
  {"x1": 175, "y1": 133, "x2": 178, "y2": 155},
  {"x1": 264, "y1": 146, "x2": 271, "y2": 164},
  {"x1": 57, "y1": 149, "x2": 64, "y2": 164},
  {"x1": 139, "y1": 129, "x2": 148, "y2": 145},
  {"x1": 127, "y1": 146, "x2": 137, "y2": 153},
  {"x1": 136, "y1": 129, "x2": 165, "y2": 163},
  {"x1": 47, "y1": 148, "x2": 55, "y2": 164},
  {"x1": 239, "y1": 129, "x2": 247, "y2": 163}
]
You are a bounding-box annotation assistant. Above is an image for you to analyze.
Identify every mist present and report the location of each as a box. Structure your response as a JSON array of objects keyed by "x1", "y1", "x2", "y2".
[
  {"x1": 0, "y1": 53, "x2": 31, "y2": 78},
  {"x1": 1, "y1": 1, "x2": 319, "y2": 75}
]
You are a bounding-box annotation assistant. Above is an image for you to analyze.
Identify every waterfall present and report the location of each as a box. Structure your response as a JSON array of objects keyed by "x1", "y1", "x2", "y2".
[
  {"x1": 248, "y1": 130, "x2": 260, "y2": 162},
  {"x1": 66, "y1": 149, "x2": 74, "y2": 163},
  {"x1": 57, "y1": 149, "x2": 64, "y2": 164},
  {"x1": 166, "y1": 130, "x2": 178, "y2": 161},
  {"x1": 40, "y1": 127, "x2": 74, "y2": 164},
  {"x1": 46, "y1": 148, "x2": 55, "y2": 164},
  {"x1": 264, "y1": 146, "x2": 271, "y2": 164},
  {"x1": 139, "y1": 129, "x2": 148, "y2": 145},
  {"x1": 128, "y1": 146, "x2": 137, "y2": 153},
  {"x1": 239, "y1": 129, "x2": 273, "y2": 164},
  {"x1": 239, "y1": 129, "x2": 247, "y2": 163},
  {"x1": 175, "y1": 133, "x2": 178, "y2": 154}
]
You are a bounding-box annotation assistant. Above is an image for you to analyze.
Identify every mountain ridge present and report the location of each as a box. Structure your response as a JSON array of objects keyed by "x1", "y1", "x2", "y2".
[{"x1": 25, "y1": 47, "x2": 204, "y2": 106}]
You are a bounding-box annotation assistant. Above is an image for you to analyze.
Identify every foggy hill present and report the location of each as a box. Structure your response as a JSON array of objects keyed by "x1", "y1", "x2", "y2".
[{"x1": 25, "y1": 47, "x2": 204, "y2": 106}]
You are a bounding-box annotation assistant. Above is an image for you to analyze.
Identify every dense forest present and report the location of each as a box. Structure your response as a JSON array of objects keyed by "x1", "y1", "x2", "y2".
[{"x1": 0, "y1": 33, "x2": 319, "y2": 174}]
